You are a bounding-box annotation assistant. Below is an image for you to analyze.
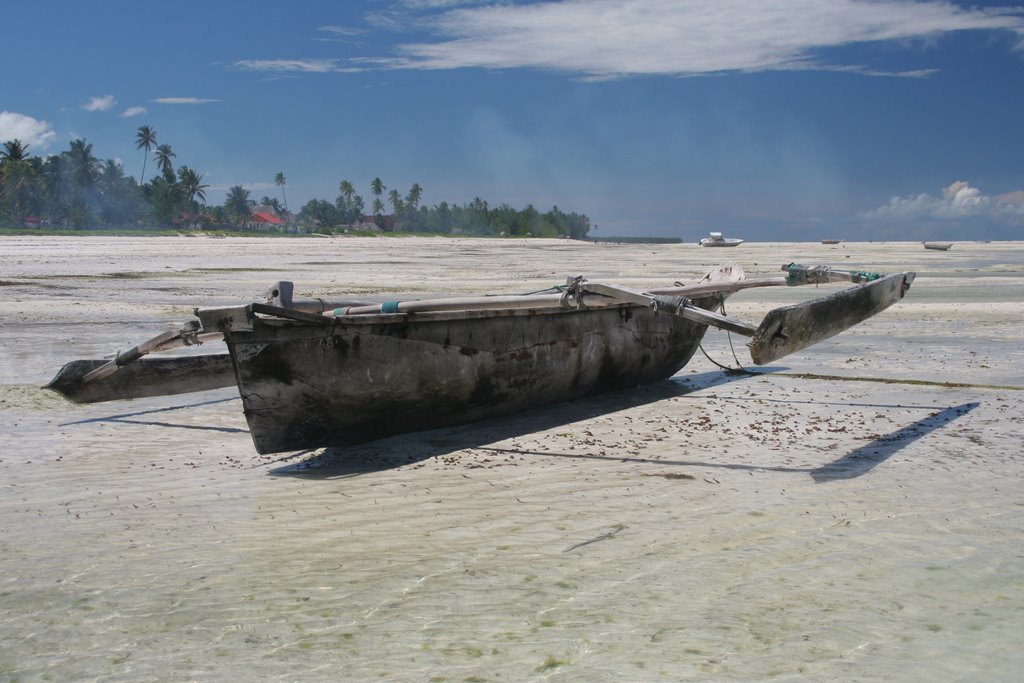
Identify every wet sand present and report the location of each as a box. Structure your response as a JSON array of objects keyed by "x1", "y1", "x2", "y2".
[{"x1": 1, "y1": 236, "x2": 1022, "y2": 681}]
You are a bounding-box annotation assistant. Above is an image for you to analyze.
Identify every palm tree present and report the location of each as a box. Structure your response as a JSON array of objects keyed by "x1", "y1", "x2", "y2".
[
  {"x1": 1, "y1": 140, "x2": 35, "y2": 224},
  {"x1": 65, "y1": 138, "x2": 99, "y2": 197},
  {"x1": 96, "y1": 160, "x2": 144, "y2": 226},
  {"x1": 39, "y1": 155, "x2": 63, "y2": 219},
  {"x1": 274, "y1": 172, "x2": 288, "y2": 214},
  {"x1": 404, "y1": 183, "x2": 423, "y2": 230},
  {"x1": 405, "y1": 183, "x2": 423, "y2": 211},
  {"x1": 56, "y1": 139, "x2": 100, "y2": 227},
  {"x1": 135, "y1": 125, "x2": 157, "y2": 184},
  {"x1": 370, "y1": 177, "x2": 385, "y2": 215},
  {"x1": 1, "y1": 139, "x2": 29, "y2": 163},
  {"x1": 225, "y1": 185, "x2": 251, "y2": 228},
  {"x1": 154, "y1": 144, "x2": 176, "y2": 183},
  {"x1": 259, "y1": 196, "x2": 284, "y2": 216},
  {"x1": 468, "y1": 196, "x2": 489, "y2": 233},
  {"x1": 337, "y1": 179, "x2": 361, "y2": 223},
  {"x1": 338, "y1": 180, "x2": 355, "y2": 206},
  {"x1": 177, "y1": 166, "x2": 208, "y2": 226},
  {"x1": 387, "y1": 189, "x2": 404, "y2": 230},
  {"x1": 66, "y1": 139, "x2": 98, "y2": 187}
]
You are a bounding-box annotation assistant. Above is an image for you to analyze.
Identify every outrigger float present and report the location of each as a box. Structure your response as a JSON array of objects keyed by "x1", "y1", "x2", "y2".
[{"x1": 47, "y1": 263, "x2": 915, "y2": 455}]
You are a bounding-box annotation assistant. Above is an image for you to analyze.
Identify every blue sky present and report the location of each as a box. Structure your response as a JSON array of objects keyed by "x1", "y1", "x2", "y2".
[{"x1": 3, "y1": 0, "x2": 1023, "y2": 240}]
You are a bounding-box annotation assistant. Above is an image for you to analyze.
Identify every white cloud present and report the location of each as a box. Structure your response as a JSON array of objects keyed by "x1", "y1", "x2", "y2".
[
  {"x1": 150, "y1": 97, "x2": 221, "y2": 105},
  {"x1": 0, "y1": 111, "x2": 57, "y2": 149},
  {"x1": 998, "y1": 190, "x2": 1024, "y2": 206},
  {"x1": 399, "y1": 0, "x2": 488, "y2": 8},
  {"x1": 82, "y1": 95, "x2": 116, "y2": 112},
  {"x1": 229, "y1": 58, "x2": 342, "y2": 73},
  {"x1": 862, "y1": 180, "x2": 1024, "y2": 225},
  {"x1": 120, "y1": 106, "x2": 148, "y2": 118},
  {"x1": 228, "y1": 58, "x2": 365, "y2": 74},
  {"x1": 317, "y1": 25, "x2": 366, "y2": 37},
  {"x1": 367, "y1": 0, "x2": 1024, "y2": 78}
]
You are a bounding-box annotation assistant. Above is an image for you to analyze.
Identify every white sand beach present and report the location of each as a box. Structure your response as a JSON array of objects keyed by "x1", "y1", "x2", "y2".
[{"x1": 1, "y1": 236, "x2": 1022, "y2": 681}]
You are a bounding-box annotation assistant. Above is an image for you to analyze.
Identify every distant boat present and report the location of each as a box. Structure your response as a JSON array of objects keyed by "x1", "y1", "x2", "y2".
[
  {"x1": 821, "y1": 239, "x2": 842, "y2": 245},
  {"x1": 700, "y1": 232, "x2": 744, "y2": 247},
  {"x1": 924, "y1": 242, "x2": 953, "y2": 251}
]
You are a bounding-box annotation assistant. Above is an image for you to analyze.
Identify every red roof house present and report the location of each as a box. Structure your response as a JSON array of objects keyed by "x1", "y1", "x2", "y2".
[{"x1": 246, "y1": 211, "x2": 287, "y2": 231}]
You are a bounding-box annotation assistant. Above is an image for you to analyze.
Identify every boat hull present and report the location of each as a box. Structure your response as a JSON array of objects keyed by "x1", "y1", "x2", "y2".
[{"x1": 225, "y1": 302, "x2": 716, "y2": 454}]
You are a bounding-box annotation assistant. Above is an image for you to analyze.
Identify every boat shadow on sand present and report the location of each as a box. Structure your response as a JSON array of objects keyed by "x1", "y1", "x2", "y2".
[
  {"x1": 60, "y1": 394, "x2": 247, "y2": 434},
  {"x1": 807, "y1": 400, "x2": 978, "y2": 482},
  {"x1": 269, "y1": 370, "x2": 979, "y2": 483}
]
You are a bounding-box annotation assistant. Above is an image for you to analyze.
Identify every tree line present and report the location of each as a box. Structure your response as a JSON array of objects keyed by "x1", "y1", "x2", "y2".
[
  {"x1": 0, "y1": 127, "x2": 592, "y2": 239},
  {"x1": 298, "y1": 182, "x2": 592, "y2": 239},
  {"x1": 0, "y1": 129, "x2": 218, "y2": 229}
]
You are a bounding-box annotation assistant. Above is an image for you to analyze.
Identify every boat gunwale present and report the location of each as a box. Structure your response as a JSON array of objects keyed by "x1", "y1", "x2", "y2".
[
  {"x1": 245, "y1": 294, "x2": 728, "y2": 333},
  {"x1": 202, "y1": 286, "x2": 739, "y2": 332},
  {"x1": 252, "y1": 300, "x2": 635, "y2": 328}
]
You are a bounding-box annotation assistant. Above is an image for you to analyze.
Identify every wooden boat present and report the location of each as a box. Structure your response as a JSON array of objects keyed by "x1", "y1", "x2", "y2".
[
  {"x1": 821, "y1": 239, "x2": 842, "y2": 245},
  {"x1": 699, "y1": 232, "x2": 744, "y2": 247},
  {"x1": 924, "y1": 242, "x2": 953, "y2": 251},
  {"x1": 47, "y1": 263, "x2": 915, "y2": 454}
]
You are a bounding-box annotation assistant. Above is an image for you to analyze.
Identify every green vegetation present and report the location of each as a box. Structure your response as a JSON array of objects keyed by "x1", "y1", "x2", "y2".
[
  {"x1": 0, "y1": 129, "x2": 592, "y2": 239},
  {"x1": 296, "y1": 184, "x2": 591, "y2": 238}
]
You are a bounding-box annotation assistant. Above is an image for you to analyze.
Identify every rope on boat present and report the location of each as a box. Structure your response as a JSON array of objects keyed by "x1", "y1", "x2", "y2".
[
  {"x1": 784, "y1": 262, "x2": 882, "y2": 285},
  {"x1": 560, "y1": 275, "x2": 587, "y2": 309},
  {"x1": 849, "y1": 269, "x2": 882, "y2": 283},
  {"x1": 521, "y1": 284, "x2": 566, "y2": 296},
  {"x1": 697, "y1": 293, "x2": 755, "y2": 375},
  {"x1": 784, "y1": 263, "x2": 831, "y2": 286},
  {"x1": 650, "y1": 295, "x2": 692, "y2": 315}
]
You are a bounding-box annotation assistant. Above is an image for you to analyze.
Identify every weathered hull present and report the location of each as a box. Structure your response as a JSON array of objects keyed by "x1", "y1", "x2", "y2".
[{"x1": 225, "y1": 302, "x2": 717, "y2": 454}]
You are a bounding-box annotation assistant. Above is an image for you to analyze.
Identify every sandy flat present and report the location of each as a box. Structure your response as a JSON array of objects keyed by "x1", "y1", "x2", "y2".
[{"x1": 1, "y1": 236, "x2": 1022, "y2": 681}]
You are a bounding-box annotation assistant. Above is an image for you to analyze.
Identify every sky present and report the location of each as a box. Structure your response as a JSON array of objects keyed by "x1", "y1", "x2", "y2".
[{"x1": 2, "y1": 0, "x2": 1023, "y2": 241}]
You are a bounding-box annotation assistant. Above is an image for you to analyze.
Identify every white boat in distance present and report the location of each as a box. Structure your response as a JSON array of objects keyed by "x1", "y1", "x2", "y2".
[{"x1": 700, "y1": 232, "x2": 744, "y2": 247}]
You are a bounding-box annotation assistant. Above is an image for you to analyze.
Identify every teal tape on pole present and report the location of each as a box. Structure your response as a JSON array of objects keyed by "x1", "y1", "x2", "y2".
[{"x1": 381, "y1": 301, "x2": 400, "y2": 313}]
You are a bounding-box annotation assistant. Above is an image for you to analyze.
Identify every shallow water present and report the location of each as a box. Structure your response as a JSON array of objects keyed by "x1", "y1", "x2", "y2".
[{"x1": 1, "y1": 237, "x2": 1022, "y2": 681}]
